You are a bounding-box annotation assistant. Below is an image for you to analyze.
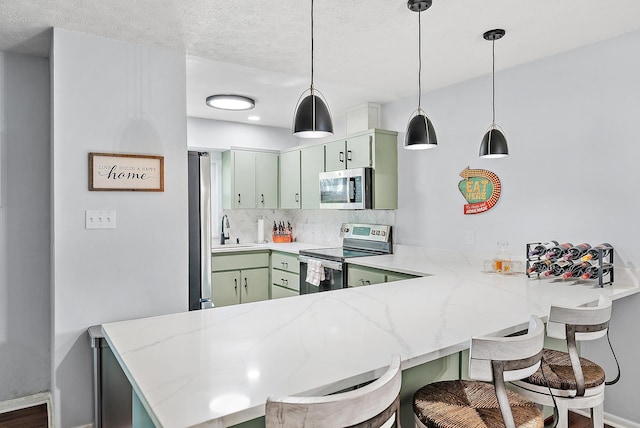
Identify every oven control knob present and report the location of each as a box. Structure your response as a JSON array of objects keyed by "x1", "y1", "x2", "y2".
[{"x1": 381, "y1": 231, "x2": 386, "y2": 236}]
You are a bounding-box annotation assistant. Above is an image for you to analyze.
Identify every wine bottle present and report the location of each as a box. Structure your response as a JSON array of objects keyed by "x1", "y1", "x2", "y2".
[
  {"x1": 544, "y1": 243, "x2": 573, "y2": 261},
  {"x1": 581, "y1": 264, "x2": 613, "y2": 280},
  {"x1": 562, "y1": 261, "x2": 594, "y2": 280},
  {"x1": 562, "y1": 243, "x2": 592, "y2": 261},
  {"x1": 528, "y1": 241, "x2": 559, "y2": 258},
  {"x1": 543, "y1": 260, "x2": 574, "y2": 277},
  {"x1": 581, "y1": 243, "x2": 613, "y2": 262},
  {"x1": 527, "y1": 260, "x2": 551, "y2": 274}
]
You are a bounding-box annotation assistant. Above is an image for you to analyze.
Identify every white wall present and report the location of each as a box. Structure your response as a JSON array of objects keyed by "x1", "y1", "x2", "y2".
[
  {"x1": 188, "y1": 116, "x2": 300, "y2": 151},
  {"x1": 0, "y1": 53, "x2": 51, "y2": 403},
  {"x1": 383, "y1": 31, "x2": 640, "y2": 265},
  {"x1": 381, "y1": 30, "x2": 640, "y2": 424},
  {"x1": 51, "y1": 29, "x2": 188, "y2": 427}
]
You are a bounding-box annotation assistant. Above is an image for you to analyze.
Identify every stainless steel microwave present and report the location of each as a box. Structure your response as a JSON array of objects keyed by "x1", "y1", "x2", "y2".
[{"x1": 319, "y1": 167, "x2": 373, "y2": 210}]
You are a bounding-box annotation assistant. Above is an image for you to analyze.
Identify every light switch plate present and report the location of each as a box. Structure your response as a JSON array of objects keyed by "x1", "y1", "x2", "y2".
[
  {"x1": 465, "y1": 230, "x2": 475, "y2": 246},
  {"x1": 86, "y1": 210, "x2": 116, "y2": 229}
]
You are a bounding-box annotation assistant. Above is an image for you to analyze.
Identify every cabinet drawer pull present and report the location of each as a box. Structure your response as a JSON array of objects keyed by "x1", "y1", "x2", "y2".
[
  {"x1": 360, "y1": 278, "x2": 366, "y2": 285},
  {"x1": 365, "y1": 280, "x2": 371, "y2": 285}
]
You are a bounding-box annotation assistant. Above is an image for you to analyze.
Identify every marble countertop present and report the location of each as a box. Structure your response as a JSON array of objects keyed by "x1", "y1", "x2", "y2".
[
  {"x1": 211, "y1": 241, "x2": 325, "y2": 254},
  {"x1": 102, "y1": 246, "x2": 639, "y2": 428}
]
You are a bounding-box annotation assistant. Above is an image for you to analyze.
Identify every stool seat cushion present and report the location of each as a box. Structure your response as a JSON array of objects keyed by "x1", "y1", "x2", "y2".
[
  {"x1": 414, "y1": 380, "x2": 543, "y2": 428},
  {"x1": 521, "y1": 349, "x2": 605, "y2": 390}
]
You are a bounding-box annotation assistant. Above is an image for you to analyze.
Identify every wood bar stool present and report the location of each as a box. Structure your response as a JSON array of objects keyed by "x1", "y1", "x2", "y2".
[
  {"x1": 510, "y1": 296, "x2": 615, "y2": 428},
  {"x1": 413, "y1": 316, "x2": 545, "y2": 428},
  {"x1": 265, "y1": 355, "x2": 402, "y2": 428}
]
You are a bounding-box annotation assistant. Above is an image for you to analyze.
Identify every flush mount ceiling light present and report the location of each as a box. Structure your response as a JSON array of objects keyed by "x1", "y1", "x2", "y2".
[
  {"x1": 479, "y1": 29, "x2": 509, "y2": 158},
  {"x1": 292, "y1": 0, "x2": 334, "y2": 138},
  {"x1": 206, "y1": 94, "x2": 255, "y2": 111},
  {"x1": 405, "y1": 0, "x2": 437, "y2": 150}
]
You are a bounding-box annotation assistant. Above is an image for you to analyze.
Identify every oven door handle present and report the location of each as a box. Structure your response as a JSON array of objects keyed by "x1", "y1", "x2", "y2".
[{"x1": 299, "y1": 255, "x2": 343, "y2": 271}]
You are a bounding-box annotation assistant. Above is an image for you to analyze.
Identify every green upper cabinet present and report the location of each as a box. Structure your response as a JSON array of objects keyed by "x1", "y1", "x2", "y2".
[
  {"x1": 222, "y1": 150, "x2": 278, "y2": 209},
  {"x1": 256, "y1": 152, "x2": 279, "y2": 209},
  {"x1": 279, "y1": 149, "x2": 301, "y2": 209},
  {"x1": 301, "y1": 144, "x2": 325, "y2": 210},
  {"x1": 325, "y1": 129, "x2": 398, "y2": 209}
]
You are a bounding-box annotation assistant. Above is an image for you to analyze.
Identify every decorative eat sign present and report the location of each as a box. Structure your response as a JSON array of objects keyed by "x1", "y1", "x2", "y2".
[{"x1": 458, "y1": 166, "x2": 501, "y2": 215}]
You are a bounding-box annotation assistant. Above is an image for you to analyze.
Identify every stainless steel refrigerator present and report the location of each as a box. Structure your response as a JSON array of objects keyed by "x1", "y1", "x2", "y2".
[{"x1": 188, "y1": 151, "x2": 213, "y2": 310}]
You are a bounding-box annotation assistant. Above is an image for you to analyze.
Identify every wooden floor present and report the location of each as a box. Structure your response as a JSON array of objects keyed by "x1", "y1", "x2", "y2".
[
  {"x1": 0, "y1": 404, "x2": 47, "y2": 428},
  {"x1": 544, "y1": 411, "x2": 614, "y2": 428},
  {"x1": 0, "y1": 405, "x2": 613, "y2": 428}
]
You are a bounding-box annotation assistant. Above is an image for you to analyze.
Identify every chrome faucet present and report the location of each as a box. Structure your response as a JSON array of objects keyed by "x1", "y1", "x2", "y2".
[{"x1": 220, "y1": 214, "x2": 230, "y2": 245}]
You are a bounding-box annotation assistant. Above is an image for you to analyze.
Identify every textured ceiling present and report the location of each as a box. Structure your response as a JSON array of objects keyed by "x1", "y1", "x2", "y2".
[{"x1": 2, "y1": 0, "x2": 640, "y2": 129}]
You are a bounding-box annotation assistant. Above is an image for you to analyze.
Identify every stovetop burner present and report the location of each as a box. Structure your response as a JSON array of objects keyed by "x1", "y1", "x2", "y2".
[
  {"x1": 299, "y1": 223, "x2": 393, "y2": 262},
  {"x1": 299, "y1": 247, "x2": 382, "y2": 263}
]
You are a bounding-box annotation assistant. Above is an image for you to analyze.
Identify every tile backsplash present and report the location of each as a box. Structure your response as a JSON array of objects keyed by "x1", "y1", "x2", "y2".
[{"x1": 221, "y1": 209, "x2": 396, "y2": 247}]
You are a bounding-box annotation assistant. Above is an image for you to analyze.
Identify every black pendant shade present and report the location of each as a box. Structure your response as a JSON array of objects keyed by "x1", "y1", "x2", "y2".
[
  {"x1": 405, "y1": 112, "x2": 437, "y2": 149},
  {"x1": 293, "y1": 93, "x2": 333, "y2": 138},
  {"x1": 480, "y1": 28, "x2": 509, "y2": 158},
  {"x1": 404, "y1": 0, "x2": 437, "y2": 150},
  {"x1": 292, "y1": 0, "x2": 333, "y2": 138},
  {"x1": 479, "y1": 127, "x2": 508, "y2": 158}
]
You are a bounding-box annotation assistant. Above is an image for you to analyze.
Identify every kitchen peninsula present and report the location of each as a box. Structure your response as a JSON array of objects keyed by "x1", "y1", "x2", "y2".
[{"x1": 102, "y1": 246, "x2": 639, "y2": 428}]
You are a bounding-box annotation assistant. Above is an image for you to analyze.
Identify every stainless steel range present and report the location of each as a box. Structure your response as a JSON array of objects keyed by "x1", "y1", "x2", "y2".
[{"x1": 299, "y1": 223, "x2": 393, "y2": 294}]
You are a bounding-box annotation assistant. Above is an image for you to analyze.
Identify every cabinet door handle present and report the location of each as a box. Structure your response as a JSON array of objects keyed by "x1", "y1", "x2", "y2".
[
  {"x1": 234, "y1": 278, "x2": 238, "y2": 292},
  {"x1": 244, "y1": 277, "x2": 248, "y2": 290},
  {"x1": 339, "y1": 151, "x2": 344, "y2": 163},
  {"x1": 261, "y1": 194, "x2": 265, "y2": 204},
  {"x1": 237, "y1": 193, "x2": 241, "y2": 204},
  {"x1": 347, "y1": 150, "x2": 352, "y2": 161},
  {"x1": 360, "y1": 278, "x2": 366, "y2": 285},
  {"x1": 281, "y1": 278, "x2": 288, "y2": 286},
  {"x1": 365, "y1": 280, "x2": 371, "y2": 285},
  {"x1": 295, "y1": 193, "x2": 299, "y2": 203},
  {"x1": 284, "y1": 262, "x2": 288, "y2": 269}
]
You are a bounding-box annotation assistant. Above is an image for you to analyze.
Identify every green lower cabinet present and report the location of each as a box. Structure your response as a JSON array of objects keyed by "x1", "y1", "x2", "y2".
[
  {"x1": 348, "y1": 265, "x2": 386, "y2": 287},
  {"x1": 347, "y1": 264, "x2": 419, "y2": 287},
  {"x1": 212, "y1": 251, "x2": 270, "y2": 307},
  {"x1": 270, "y1": 251, "x2": 299, "y2": 299},
  {"x1": 399, "y1": 353, "x2": 461, "y2": 428},
  {"x1": 385, "y1": 271, "x2": 418, "y2": 282},
  {"x1": 271, "y1": 285, "x2": 298, "y2": 299},
  {"x1": 212, "y1": 270, "x2": 242, "y2": 307},
  {"x1": 212, "y1": 268, "x2": 269, "y2": 306},
  {"x1": 133, "y1": 390, "x2": 156, "y2": 428},
  {"x1": 241, "y1": 268, "x2": 270, "y2": 303}
]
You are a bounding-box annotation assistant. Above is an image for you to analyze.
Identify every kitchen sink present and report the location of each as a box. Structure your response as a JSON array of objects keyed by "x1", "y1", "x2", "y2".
[{"x1": 211, "y1": 243, "x2": 258, "y2": 250}]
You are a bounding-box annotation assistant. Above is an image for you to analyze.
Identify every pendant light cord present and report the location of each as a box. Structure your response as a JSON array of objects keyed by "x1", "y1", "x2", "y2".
[
  {"x1": 492, "y1": 38, "x2": 496, "y2": 125},
  {"x1": 417, "y1": 10, "x2": 422, "y2": 110},
  {"x1": 310, "y1": 0, "x2": 315, "y2": 93}
]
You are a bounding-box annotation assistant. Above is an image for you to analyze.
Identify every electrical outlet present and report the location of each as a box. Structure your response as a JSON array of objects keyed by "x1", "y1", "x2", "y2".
[
  {"x1": 465, "y1": 230, "x2": 475, "y2": 246},
  {"x1": 86, "y1": 210, "x2": 116, "y2": 229}
]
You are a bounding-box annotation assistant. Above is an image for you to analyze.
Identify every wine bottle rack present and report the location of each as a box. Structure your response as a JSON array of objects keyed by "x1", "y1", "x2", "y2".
[{"x1": 525, "y1": 242, "x2": 614, "y2": 287}]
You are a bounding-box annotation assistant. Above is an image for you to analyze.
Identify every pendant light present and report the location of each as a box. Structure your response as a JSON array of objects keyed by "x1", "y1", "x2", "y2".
[
  {"x1": 479, "y1": 29, "x2": 509, "y2": 158},
  {"x1": 293, "y1": 0, "x2": 333, "y2": 138},
  {"x1": 405, "y1": 0, "x2": 437, "y2": 150}
]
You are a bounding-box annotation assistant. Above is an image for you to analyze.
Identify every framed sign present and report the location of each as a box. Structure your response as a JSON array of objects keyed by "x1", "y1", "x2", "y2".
[
  {"x1": 458, "y1": 166, "x2": 501, "y2": 214},
  {"x1": 89, "y1": 152, "x2": 164, "y2": 191}
]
